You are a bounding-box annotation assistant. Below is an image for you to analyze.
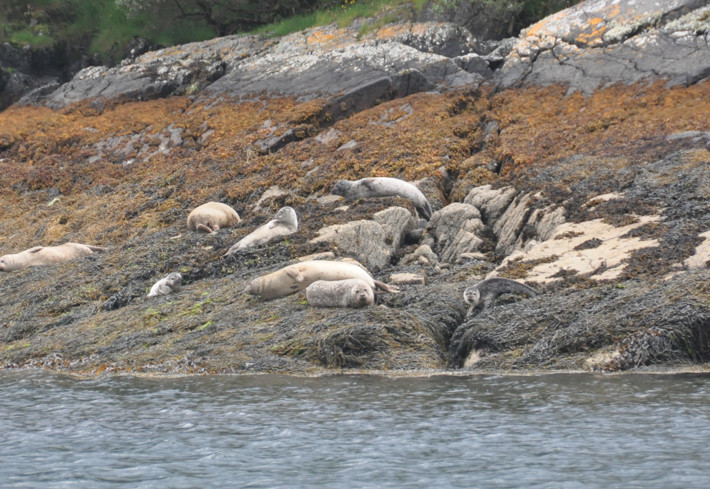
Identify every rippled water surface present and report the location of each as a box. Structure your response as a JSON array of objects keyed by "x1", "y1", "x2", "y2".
[{"x1": 2, "y1": 371, "x2": 710, "y2": 488}]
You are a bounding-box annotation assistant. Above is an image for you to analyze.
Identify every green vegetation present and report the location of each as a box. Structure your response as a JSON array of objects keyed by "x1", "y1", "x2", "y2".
[{"x1": 2, "y1": 1, "x2": 578, "y2": 64}]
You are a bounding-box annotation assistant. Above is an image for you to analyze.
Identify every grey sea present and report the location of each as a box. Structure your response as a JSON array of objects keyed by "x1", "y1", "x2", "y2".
[{"x1": 2, "y1": 371, "x2": 710, "y2": 488}]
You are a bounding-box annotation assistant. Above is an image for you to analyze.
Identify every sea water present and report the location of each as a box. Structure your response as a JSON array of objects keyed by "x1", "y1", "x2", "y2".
[{"x1": 2, "y1": 371, "x2": 709, "y2": 488}]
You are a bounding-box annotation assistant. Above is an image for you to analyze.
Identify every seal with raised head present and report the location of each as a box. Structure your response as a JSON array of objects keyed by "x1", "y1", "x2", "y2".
[
  {"x1": 187, "y1": 202, "x2": 240, "y2": 233},
  {"x1": 147, "y1": 272, "x2": 183, "y2": 298},
  {"x1": 0, "y1": 243, "x2": 108, "y2": 272},
  {"x1": 463, "y1": 277, "x2": 538, "y2": 315},
  {"x1": 245, "y1": 260, "x2": 399, "y2": 300},
  {"x1": 331, "y1": 177, "x2": 434, "y2": 220},
  {"x1": 224, "y1": 206, "x2": 298, "y2": 256},
  {"x1": 306, "y1": 279, "x2": 375, "y2": 308}
]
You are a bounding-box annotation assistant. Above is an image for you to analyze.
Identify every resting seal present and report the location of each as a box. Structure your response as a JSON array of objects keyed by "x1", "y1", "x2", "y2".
[
  {"x1": 331, "y1": 177, "x2": 433, "y2": 220},
  {"x1": 245, "y1": 260, "x2": 399, "y2": 299},
  {"x1": 0, "y1": 243, "x2": 107, "y2": 272},
  {"x1": 224, "y1": 206, "x2": 298, "y2": 256},
  {"x1": 306, "y1": 279, "x2": 375, "y2": 308},
  {"x1": 147, "y1": 272, "x2": 183, "y2": 297},
  {"x1": 463, "y1": 277, "x2": 538, "y2": 315},
  {"x1": 187, "y1": 202, "x2": 240, "y2": 233}
]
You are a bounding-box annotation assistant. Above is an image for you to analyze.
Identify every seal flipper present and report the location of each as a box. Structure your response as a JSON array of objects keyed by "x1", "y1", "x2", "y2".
[
  {"x1": 286, "y1": 269, "x2": 306, "y2": 283},
  {"x1": 27, "y1": 246, "x2": 44, "y2": 254},
  {"x1": 373, "y1": 280, "x2": 399, "y2": 294},
  {"x1": 196, "y1": 223, "x2": 214, "y2": 233},
  {"x1": 86, "y1": 245, "x2": 108, "y2": 252}
]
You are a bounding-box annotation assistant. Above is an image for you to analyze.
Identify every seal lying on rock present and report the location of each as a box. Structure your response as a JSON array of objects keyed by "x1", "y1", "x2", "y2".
[
  {"x1": 147, "y1": 272, "x2": 183, "y2": 298},
  {"x1": 245, "y1": 260, "x2": 399, "y2": 299},
  {"x1": 0, "y1": 243, "x2": 108, "y2": 272},
  {"x1": 331, "y1": 177, "x2": 434, "y2": 220},
  {"x1": 224, "y1": 206, "x2": 298, "y2": 256},
  {"x1": 464, "y1": 277, "x2": 538, "y2": 315},
  {"x1": 187, "y1": 202, "x2": 240, "y2": 233},
  {"x1": 306, "y1": 279, "x2": 375, "y2": 308}
]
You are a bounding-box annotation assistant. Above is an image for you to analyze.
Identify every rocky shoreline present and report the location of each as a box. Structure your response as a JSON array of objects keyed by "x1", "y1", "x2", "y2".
[{"x1": 0, "y1": 0, "x2": 709, "y2": 376}]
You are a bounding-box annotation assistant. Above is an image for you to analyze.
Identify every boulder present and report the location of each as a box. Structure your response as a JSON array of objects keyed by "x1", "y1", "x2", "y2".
[
  {"x1": 310, "y1": 206, "x2": 415, "y2": 270},
  {"x1": 499, "y1": 0, "x2": 710, "y2": 93},
  {"x1": 428, "y1": 203, "x2": 485, "y2": 263}
]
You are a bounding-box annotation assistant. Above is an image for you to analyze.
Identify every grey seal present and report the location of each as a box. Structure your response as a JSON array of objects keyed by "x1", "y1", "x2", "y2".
[
  {"x1": 187, "y1": 202, "x2": 240, "y2": 233},
  {"x1": 331, "y1": 177, "x2": 433, "y2": 220},
  {"x1": 147, "y1": 272, "x2": 183, "y2": 298},
  {"x1": 224, "y1": 206, "x2": 298, "y2": 256},
  {"x1": 0, "y1": 243, "x2": 107, "y2": 272},
  {"x1": 245, "y1": 260, "x2": 399, "y2": 300},
  {"x1": 306, "y1": 279, "x2": 375, "y2": 308},
  {"x1": 463, "y1": 277, "x2": 538, "y2": 315}
]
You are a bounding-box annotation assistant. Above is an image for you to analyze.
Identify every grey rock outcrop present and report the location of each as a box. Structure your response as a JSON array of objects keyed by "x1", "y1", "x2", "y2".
[
  {"x1": 499, "y1": 0, "x2": 710, "y2": 93},
  {"x1": 428, "y1": 203, "x2": 485, "y2": 263},
  {"x1": 310, "y1": 206, "x2": 415, "y2": 270},
  {"x1": 23, "y1": 22, "x2": 493, "y2": 111}
]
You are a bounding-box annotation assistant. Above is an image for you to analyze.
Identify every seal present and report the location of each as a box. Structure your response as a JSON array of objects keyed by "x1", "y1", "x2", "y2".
[
  {"x1": 306, "y1": 279, "x2": 375, "y2": 308},
  {"x1": 187, "y1": 202, "x2": 240, "y2": 233},
  {"x1": 463, "y1": 277, "x2": 538, "y2": 315},
  {"x1": 331, "y1": 177, "x2": 434, "y2": 220},
  {"x1": 245, "y1": 260, "x2": 399, "y2": 299},
  {"x1": 223, "y1": 206, "x2": 298, "y2": 256},
  {"x1": 147, "y1": 272, "x2": 183, "y2": 298},
  {"x1": 0, "y1": 243, "x2": 108, "y2": 272}
]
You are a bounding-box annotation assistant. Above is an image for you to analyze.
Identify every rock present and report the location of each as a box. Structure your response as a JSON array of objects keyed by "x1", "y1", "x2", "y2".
[
  {"x1": 428, "y1": 203, "x2": 485, "y2": 263},
  {"x1": 492, "y1": 192, "x2": 533, "y2": 256},
  {"x1": 495, "y1": 215, "x2": 662, "y2": 283},
  {"x1": 499, "y1": 0, "x2": 710, "y2": 93},
  {"x1": 464, "y1": 185, "x2": 516, "y2": 223},
  {"x1": 401, "y1": 244, "x2": 441, "y2": 267},
  {"x1": 389, "y1": 273, "x2": 426, "y2": 285},
  {"x1": 253, "y1": 185, "x2": 289, "y2": 212},
  {"x1": 309, "y1": 206, "x2": 415, "y2": 270}
]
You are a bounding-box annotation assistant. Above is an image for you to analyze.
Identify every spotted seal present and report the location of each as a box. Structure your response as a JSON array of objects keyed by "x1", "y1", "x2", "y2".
[
  {"x1": 305, "y1": 279, "x2": 375, "y2": 308},
  {"x1": 147, "y1": 272, "x2": 183, "y2": 298},
  {"x1": 224, "y1": 206, "x2": 298, "y2": 256},
  {"x1": 245, "y1": 260, "x2": 399, "y2": 300},
  {"x1": 331, "y1": 177, "x2": 433, "y2": 220},
  {"x1": 463, "y1": 277, "x2": 538, "y2": 315}
]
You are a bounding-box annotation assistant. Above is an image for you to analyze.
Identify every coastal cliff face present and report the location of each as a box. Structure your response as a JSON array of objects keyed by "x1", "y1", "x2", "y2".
[{"x1": 0, "y1": 0, "x2": 709, "y2": 375}]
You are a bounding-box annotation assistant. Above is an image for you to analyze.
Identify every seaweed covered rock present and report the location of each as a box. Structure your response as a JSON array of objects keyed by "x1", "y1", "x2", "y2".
[
  {"x1": 1, "y1": 0, "x2": 709, "y2": 375},
  {"x1": 450, "y1": 270, "x2": 710, "y2": 371}
]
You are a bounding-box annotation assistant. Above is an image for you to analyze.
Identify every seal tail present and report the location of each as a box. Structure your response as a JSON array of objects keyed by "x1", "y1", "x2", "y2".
[{"x1": 87, "y1": 245, "x2": 108, "y2": 252}]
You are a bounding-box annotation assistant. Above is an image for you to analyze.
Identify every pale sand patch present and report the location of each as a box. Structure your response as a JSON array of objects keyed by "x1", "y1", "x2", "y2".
[
  {"x1": 464, "y1": 350, "x2": 482, "y2": 368},
  {"x1": 584, "y1": 348, "x2": 621, "y2": 370},
  {"x1": 684, "y1": 230, "x2": 710, "y2": 270},
  {"x1": 494, "y1": 215, "x2": 661, "y2": 283}
]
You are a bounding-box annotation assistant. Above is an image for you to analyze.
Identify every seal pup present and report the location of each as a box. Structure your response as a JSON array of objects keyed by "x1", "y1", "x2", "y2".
[
  {"x1": 245, "y1": 260, "x2": 399, "y2": 300},
  {"x1": 187, "y1": 202, "x2": 240, "y2": 233},
  {"x1": 331, "y1": 177, "x2": 433, "y2": 220},
  {"x1": 306, "y1": 279, "x2": 375, "y2": 308},
  {"x1": 147, "y1": 272, "x2": 183, "y2": 298},
  {"x1": 223, "y1": 206, "x2": 298, "y2": 256},
  {"x1": 0, "y1": 243, "x2": 108, "y2": 272},
  {"x1": 463, "y1": 277, "x2": 538, "y2": 315}
]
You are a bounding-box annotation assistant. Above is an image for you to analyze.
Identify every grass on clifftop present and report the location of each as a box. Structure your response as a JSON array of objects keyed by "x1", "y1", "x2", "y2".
[{"x1": 2, "y1": 1, "x2": 576, "y2": 65}]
